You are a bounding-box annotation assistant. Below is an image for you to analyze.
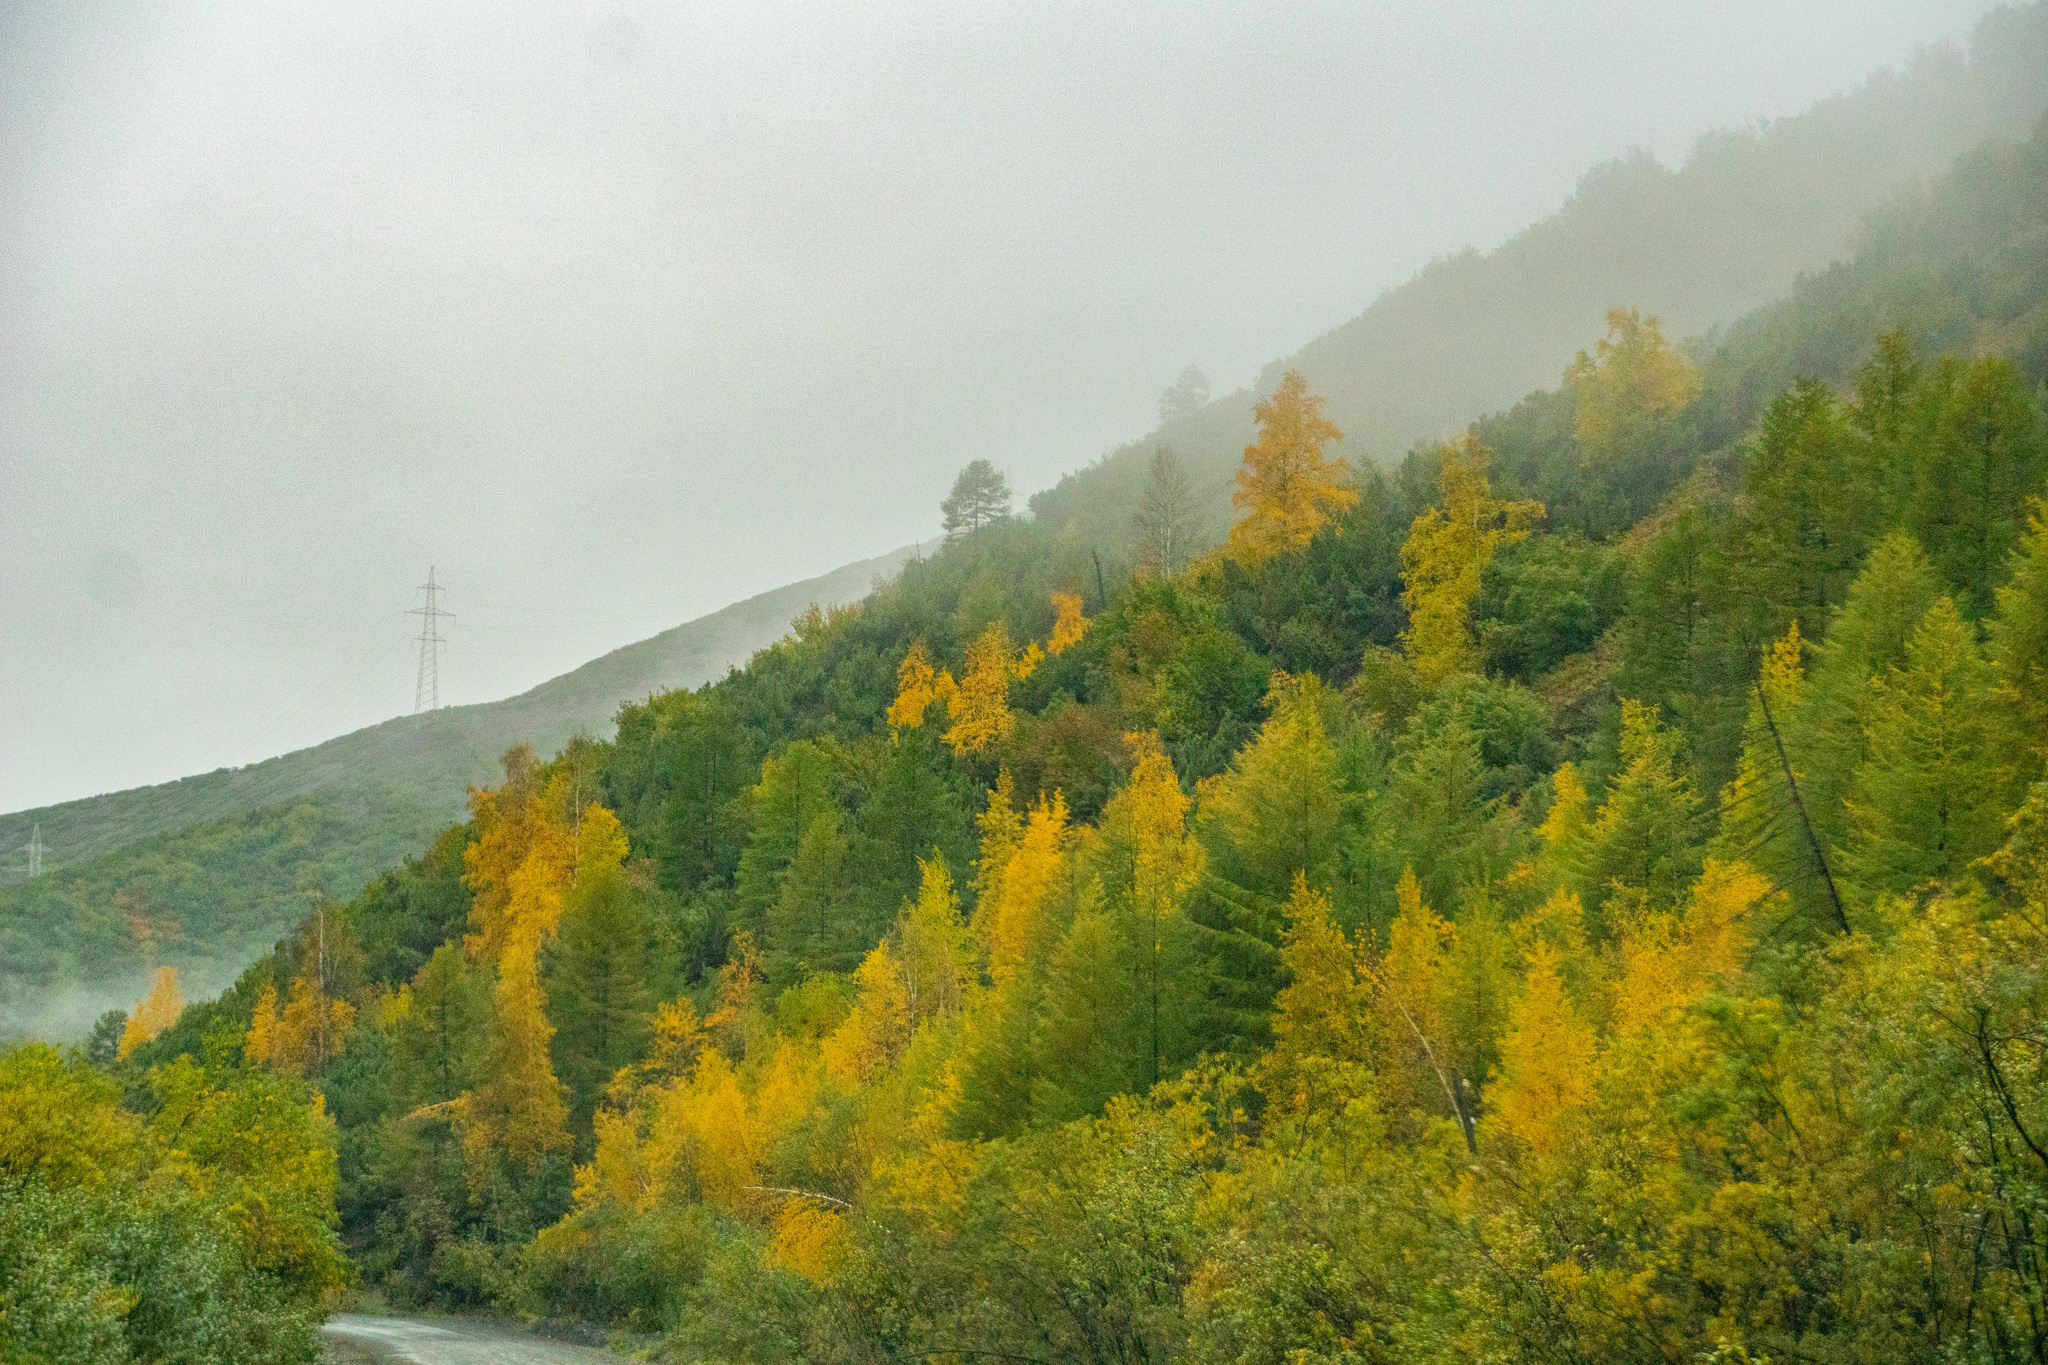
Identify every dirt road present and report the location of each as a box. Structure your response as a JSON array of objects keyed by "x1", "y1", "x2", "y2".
[{"x1": 321, "y1": 1314, "x2": 624, "y2": 1363}]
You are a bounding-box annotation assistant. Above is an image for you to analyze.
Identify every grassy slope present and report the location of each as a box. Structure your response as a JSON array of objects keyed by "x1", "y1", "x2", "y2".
[
  {"x1": 0, "y1": 545, "x2": 923, "y2": 874},
  {"x1": 1029, "y1": 3, "x2": 2048, "y2": 551}
]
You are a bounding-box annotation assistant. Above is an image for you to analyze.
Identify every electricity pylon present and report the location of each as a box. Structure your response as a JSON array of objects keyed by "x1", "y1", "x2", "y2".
[{"x1": 410, "y1": 568, "x2": 453, "y2": 713}]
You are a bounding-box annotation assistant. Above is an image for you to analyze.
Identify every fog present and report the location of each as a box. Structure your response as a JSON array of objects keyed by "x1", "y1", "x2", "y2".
[{"x1": 0, "y1": 1, "x2": 1998, "y2": 813}]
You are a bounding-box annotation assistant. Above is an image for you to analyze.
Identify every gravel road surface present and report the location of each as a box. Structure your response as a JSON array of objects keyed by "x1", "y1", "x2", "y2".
[{"x1": 321, "y1": 1314, "x2": 623, "y2": 1363}]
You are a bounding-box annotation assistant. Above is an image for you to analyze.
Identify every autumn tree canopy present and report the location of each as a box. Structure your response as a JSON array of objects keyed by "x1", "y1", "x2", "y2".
[{"x1": 1226, "y1": 369, "x2": 1356, "y2": 564}]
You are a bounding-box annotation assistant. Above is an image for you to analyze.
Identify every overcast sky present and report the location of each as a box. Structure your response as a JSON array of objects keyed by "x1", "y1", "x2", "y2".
[{"x1": 0, "y1": 0, "x2": 1999, "y2": 813}]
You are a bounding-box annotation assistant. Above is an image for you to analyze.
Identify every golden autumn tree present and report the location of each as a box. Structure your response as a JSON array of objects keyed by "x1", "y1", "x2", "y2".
[
  {"x1": 1565, "y1": 306, "x2": 1702, "y2": 462},
  {"x1": 1372, "y1": 868, "x2": 1474, "y2": 1147},
  {"x1": 1260, "y1": 874, "x2": 1373, "y2": 1120},
  {"x1": 1490, "y1": 940, "x2": 1598, "y2": 1156},
  {"x1": 983, "y1": 791, "x2": 1070, "y2": 990},
  {"x1": 1398, "y1": 433, "x2": 1544, "y2": 689},
  {"x1": 1048, "y1": 590, "x2": 1090, "y2": 654},
  {"x1": 1227, "y1": 369, "x2": 1356, "y2": 564},
  {"x1": 450, "y1": 751, "x2": 623, "y2": 1178},
  {"x1": 944, "y1": 621, "x2": 1018, "y2": 755},
  {"x1": 895, "y1": 855, "x2": 973, "y2": 1027},
  {"x1": 1099, "y1": 733, "x2": 1204, "y2": 1085},
  {"x1": 822, "y1": 941, "x2": 913, "y2": 1086},
  {"x1": 1608, "y1": 859, "x2": 1770, "y2": 1036},
  {"x1": 247, "y1": 977, "x2": 355, "y2": 1078},
  {"x1": 888, "y1": 641, "x2": 957, "y2": 734},
  {"x1": 117, "y1": 965, "x2": 184, "y2": 1059}
]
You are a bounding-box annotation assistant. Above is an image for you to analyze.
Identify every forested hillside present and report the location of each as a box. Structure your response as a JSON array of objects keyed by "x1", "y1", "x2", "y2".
[
  {"x1": 10, "y1": 12, "x2": 2043, "y2": 1050},
  {"x1": 0, "y1": 545, "x2": 920, "y2": 1039},
  {"x1": 1032, "y1": 1, "x2": 2048, "y2": 552},
  {"x1": 44, "y1": 114, "x2": 2048, "y2": 1363}
]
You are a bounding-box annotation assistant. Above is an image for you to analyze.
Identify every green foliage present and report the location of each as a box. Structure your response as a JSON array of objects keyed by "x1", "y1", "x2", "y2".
[{"x1": 0, "y1": 1042, "x2": 341, "y2": 1365}]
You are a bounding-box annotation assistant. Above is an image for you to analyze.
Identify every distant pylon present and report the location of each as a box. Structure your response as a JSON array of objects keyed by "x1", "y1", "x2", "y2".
[
  {"x1": 409, "y1": 568, "x2": 454, "y2": 714},
  {"x1": 26, "y1": 823, "x2": 44, "y2": 879}
]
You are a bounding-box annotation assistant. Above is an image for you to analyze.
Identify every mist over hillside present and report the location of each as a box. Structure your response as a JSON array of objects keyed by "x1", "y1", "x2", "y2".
[{"x1": 1032, "y1": 3, "x2": 2048, "y2": 551}]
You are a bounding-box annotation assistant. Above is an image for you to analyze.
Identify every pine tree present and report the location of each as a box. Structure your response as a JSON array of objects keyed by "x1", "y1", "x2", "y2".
[
  {"x1": 1843, "y1": 596, "x2": 2012, "y2": 900},
  {"x1": 1991, "y1": 501, "x2": 2048, "y2": 778},
  {"x1": 1741, "y1": 377, "x2": 1875, "y2": 632},
  {"x1": 1576, "y1": 700, "x2": 1703, "y2": 930},
  {"x1": 1198, "y1": 674, "x2": 1343, "y2": 902},
  {"x1": 1912, "y1": 356, "x2": 2048, "y2": 617},
  {"x1": 941, "y1": 460, "x2": 1013, "y2": 539},
  {"x1": 1157, "y1": 364, "x2": 1210, "y2": 425},
  {"x1": 1227, "y1": 370, "x2": 1355, "y2": 564},
  {"x1": 547, "y1": 845, "x2": 652, "y2": 1138}
]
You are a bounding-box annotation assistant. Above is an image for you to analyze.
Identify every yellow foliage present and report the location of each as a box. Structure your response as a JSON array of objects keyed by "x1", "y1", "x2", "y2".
[
  {"x1": 247, "y1": 976, "x2": 355, "y2": 1078},
  {"x1": 1762, "y1": 620, "x2": 1805, "y2": 700},
  {"x1": 973, "y1": 770, "x2": 1023, "y2": 916},
  {"x1": 1565, "y1": 307, "x2": 1702, "y2": 461},
  {"x1": 578, "y1": 1105, "x2": 649, "y2": 1209},
  {"x1": 985, "y1": 791, "x2": 1069, "y2": 989},
  {"x1": 1377, "y1": 870, "x2": 1452, "y2": 1044},
  {"x1": 1261, "y1": 874, "x2": 1373, "y2": 1117},
  {"x1": 1228, "y1": 369, "x2": 1356, "y2": 564},
  {"x1": 705, "y1": 929, "x2": 766, "y2": 1056},
  {"x1": 1609, "y1": 859, "x2": 1770, "y2": 1036},
  {"x1": 118, "y1": 965, "x2": 184, "y2": 1059},
  {"x1": 575, "y1": 803, "x2": 630, "y2": 883},
  {"x1": 823, "y1": 943, "x2": 913, "y2": 1086},
  {"x1": 1537, "y1": 762, "x2": 1591, "y2": 892},
  {"x1": 1117, "y1": 732, "x2": 1205, "y2": 924},
  {"x1": 768, "y1": 1200, "x2": 846, "y2": 1285},
  {"x1": 888, "y1": 641, "x2": 956, "y2": 733},
  {"x1": 896, "y1": 855, "x2": 972, "y2": 1025},
  {"x1": 944, "y1": 622, "x2": 1018, "y2": 755},
  {"x1": 1492, "y1": 941, "x2": 1598, "y2": 1156},
  {"x1": 1048, "y1": 590, "x2": 1090, "y2": 654},
  {"x1": 1398, "y1": 433, "x2": 1544, "y2": 689}
]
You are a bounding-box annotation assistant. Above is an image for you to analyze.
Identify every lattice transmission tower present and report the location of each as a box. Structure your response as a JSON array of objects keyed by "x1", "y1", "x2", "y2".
[
  {"x1": 26, "y1": 823, "x2": 44, "y2": 879},
  {"x1": 409, "y1": 568, "x2": 454, "y2": 713}
]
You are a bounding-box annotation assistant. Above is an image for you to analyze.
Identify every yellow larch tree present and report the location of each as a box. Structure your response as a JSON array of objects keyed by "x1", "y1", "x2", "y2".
[
  {"x1": 118, "y1": 965, "x2": 184, "y2": 1059},
  {"x1": 452, "y1": 759, "x2": 624, "y2": 1177},
  {"x1": 972, "y1": 769, "x2": 1023, "y2": 917},
  {"x1": 1608, "y1": 859, "x2": 1771, "y2": 1037},
  {"x1": 1048, "y1": 590, "x2": 1090, "y2": 654},
  {"x1": 1565, "y1": 307, "x2": 1702, "y2": 462},
  {"x1": 888, "y1": 641, "x2": 957, "y2": 734},
  {"x1": 1227, "y1": 369, "x2": 1356, "y2": 564},
  {"x1": 944, "y1": 622, "x2": 1019, "y2": 755},
  {"x1": 247, "y1": 976, "x2": 355, "y2": 1078},
  {"x1": 821, "y1": 941, "x2": 913, "y2": 1086},
  {"x1": 1372, "y1": 868, "x2": 1475, "y2": 1146},
  {"x1": 1260, "y1": 874, "x2": 1373, "y2": 1120},
  {"x1": 1491, "y1": 940, "x2": 1598, "y2": 1156},
  {"x1": 983, "y1": 791, "x2": 1070, "y2": 990},
  {"x1": 1398, "y1": 432, "x2": 1544, "y2": 689},
  {"x1": 1101, "y1": 733, "x2": 1205, "y2": 1085},
  {"x1": 895, "y1": 855, "x2": 973, "y2": 1027}
]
